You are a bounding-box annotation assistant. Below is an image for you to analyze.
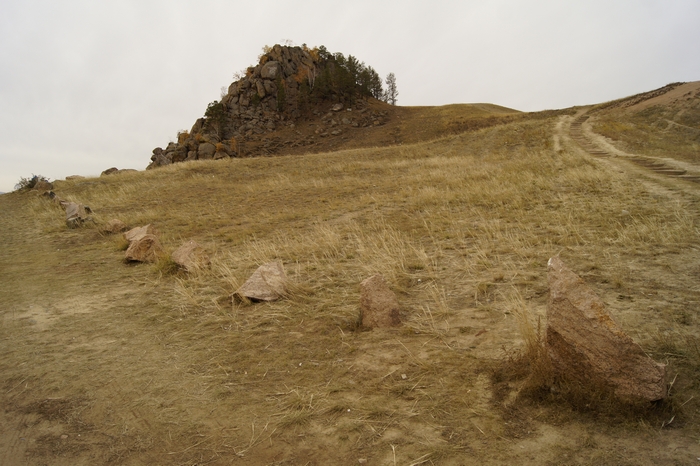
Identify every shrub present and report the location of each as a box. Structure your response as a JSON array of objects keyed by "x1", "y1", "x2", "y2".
[
  {"x1": 14, "y1": 174, "x2": 50, "y2": 191},
  {"x1": 177, "y1": 130, "x2": 190, "y2": 144}
]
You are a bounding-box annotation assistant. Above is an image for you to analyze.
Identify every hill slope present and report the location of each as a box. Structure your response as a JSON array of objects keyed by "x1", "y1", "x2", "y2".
[
  {"x1": 147, "y1": 44, "x2": 523, "y2": 168},
  {"x1": 1, "y1": 85, "x2": 700, "y2": 465},
  {"x1": 590, "y1": 81, "x2": 700, "y2": 162}
]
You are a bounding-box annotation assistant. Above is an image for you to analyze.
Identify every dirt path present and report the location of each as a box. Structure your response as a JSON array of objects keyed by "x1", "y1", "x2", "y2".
[{"x1": 563, "y1": 108, "x2": 700, "y2": 184}]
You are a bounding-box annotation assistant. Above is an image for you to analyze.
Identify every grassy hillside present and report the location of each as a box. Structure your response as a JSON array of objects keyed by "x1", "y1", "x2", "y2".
[
  {"x1": 590, "y1": 81, "x2": 700, "y2": 162},
  {"x1": 2, "y1": 100, "x2": 700, "y2": 464}
]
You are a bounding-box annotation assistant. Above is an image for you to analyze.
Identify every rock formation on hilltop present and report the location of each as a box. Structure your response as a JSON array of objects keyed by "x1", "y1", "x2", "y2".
[{"x1": 148, "y1": 44, "x2": 390, "y2": 169}]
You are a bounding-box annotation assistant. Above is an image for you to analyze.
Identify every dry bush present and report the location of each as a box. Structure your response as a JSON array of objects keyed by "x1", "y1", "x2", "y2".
[{"x1": 177, "y1": 130, "x2": 190, "y2": 144}]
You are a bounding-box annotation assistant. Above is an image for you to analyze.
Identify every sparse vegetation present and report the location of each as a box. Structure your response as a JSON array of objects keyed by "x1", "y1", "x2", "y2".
[
  {"x1": 2, "y1": 88, "x2": 700, "y2": 464},
  {"x1": 14, "y1": 174, "x2": 50, "y2": 191}
]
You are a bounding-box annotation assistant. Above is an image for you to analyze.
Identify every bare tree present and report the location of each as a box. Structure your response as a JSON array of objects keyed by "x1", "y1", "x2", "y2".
[{"x1": 384, "y1": 72, "x2": 398, "y2": 105}]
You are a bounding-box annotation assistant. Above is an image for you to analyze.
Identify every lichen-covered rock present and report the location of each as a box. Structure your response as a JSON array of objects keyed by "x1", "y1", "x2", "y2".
[
  {"x1": 360, "y1": 274, "x2": 401, "y2": 329},
  {"x1": 546, "y1": 256, "x2": 666, "y2": 402}
]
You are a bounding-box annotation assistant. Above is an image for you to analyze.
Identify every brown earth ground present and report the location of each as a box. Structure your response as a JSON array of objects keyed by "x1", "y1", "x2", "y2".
[{"x1": 1, "y1": 84, "x2": 700, "y2": 465}]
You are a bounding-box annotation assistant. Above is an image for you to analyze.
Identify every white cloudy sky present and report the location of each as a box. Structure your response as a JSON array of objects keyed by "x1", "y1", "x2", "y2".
[{"x1": 1, "y1": 0, "x2": 699, "y2": 193}]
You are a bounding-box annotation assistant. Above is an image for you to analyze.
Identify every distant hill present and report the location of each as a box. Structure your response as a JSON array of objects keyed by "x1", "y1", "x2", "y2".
[{"x1": 147, "y1": 44, "x2": 525, "y2": 170}]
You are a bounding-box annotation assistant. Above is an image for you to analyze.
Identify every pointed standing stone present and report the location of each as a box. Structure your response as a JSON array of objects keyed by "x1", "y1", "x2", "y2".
[
  {"x1": 234, "y1": 261, "x2": 287, "y2": 302},
  {"x1": 546, "y1": 257, "x2": 666, "y2": 402}
]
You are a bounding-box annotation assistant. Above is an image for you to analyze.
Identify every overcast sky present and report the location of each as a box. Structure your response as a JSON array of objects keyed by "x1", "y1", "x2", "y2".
[{"x1": 1, "y1": 0, "x2": 699, "y2": 193}]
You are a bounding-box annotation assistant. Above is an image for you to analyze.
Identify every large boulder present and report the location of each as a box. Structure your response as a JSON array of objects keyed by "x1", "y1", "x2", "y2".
[
  {"x1": 171, "y1": 240, "x2": 210, "y2": 272},
  {"x1": 360, "y1": 274, "x2": 401, "y2": 329},
  {"x1": 234, "y1": 261, "x2": 287, "y2": 302},
  {"x1": 260, "y1": 61, "x2": 280, "y2": 80},
  {"x1": 125, "y1": 234, "x2": 163, "y2": 262},
  {"x1": 198, "y1": 142, "x2": 216, "y2": 160},
  {"x1": 545, "y1": 257, "x2": 666, "y2": 402},
  {"x1": 101, "y1": 167, "x2": 119, "y2": 176}
]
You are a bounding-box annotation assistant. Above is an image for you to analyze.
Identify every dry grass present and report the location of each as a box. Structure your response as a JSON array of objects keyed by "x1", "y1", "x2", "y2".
[
  {"x1": 591, "y1": 91, "x2": 700, "y2": 162},
  {"x1": 2, "y1": 113, "x2": 700, "y2": 464}
]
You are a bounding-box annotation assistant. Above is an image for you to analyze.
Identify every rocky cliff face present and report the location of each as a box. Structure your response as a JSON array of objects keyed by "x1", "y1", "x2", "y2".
[{"x1": 148, "y1": 44, "x2": 388, "y2": 169}]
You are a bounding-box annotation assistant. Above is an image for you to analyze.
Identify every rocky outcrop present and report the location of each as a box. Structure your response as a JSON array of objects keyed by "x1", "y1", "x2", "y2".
[
  {"x1": 234, "y1": 261, "x2": 287, "y2": 302},
  {"x1": 545, "y1": 257, "x2": 666, "y2": 402},
  {"x1": 360, "y1": 274, "x2": 401, "y2": 329},
  {"x1": 148, "y1": 44, "x2": 390, "y2": 169}
]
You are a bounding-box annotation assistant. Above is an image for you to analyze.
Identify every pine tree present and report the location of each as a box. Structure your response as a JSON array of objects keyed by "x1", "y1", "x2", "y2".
[{"x1": 384, "y1": 72, "x2": 398, "y2": 105}]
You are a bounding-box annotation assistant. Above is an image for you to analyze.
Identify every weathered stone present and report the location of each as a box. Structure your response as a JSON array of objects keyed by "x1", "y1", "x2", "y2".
[
  {"x1": 263, "y1": 80, "x2": 276, "y2": 95},
  {"x1": 234, "y1": 261, "x2": 287, "y2": 302},
  {"x1": 190, "y1": 118, "x2": 204, "y2": 135},
  {"x1": 198, "y1": 142, "x2": 216, "y2": 159},
  {"x1": 65, "y1": 175, "x2": 85, "y2": 180},
  {"x1": 360, "y1": 274, "x2": 401, "y2": 328},
  {"x1": 101, "y1": 219, "x2": 129, "y2": 234},
  {"x1": 152, "y1": 147, "x2": 163, "y2": 156},
  {"x1": 260, "y1": 61, "x2": 280, "y2": 80},
  {"x1": 171, "y1": 240, "x2": 210, "y2": 272},
  {"x1": 31, "y1": 179, "x2": 53, "y2": 191},
  {"x1": 546, "y1": 256, "x2": 666, "y2": 402},
  {"x1": 331, "y1": 103, "x2": 343, "y2": 112},
  {"x1": 101, "y1": 167, "x2": 119, "y2": 176},
  {"x1": 125, "y1": 234, "x2": 163, "y2": 262},
  {"x1": 124, "y1": 224, "x2": 157, "y2": 243},
  {"x1": 65, "y1": 202, "x2": 91, "y2": 228},
  {"x1": 228, "y1": 82, "x2": 239, "y2": 95},
  {"x1": 148, "y1": 154, "x2": 171, "y2": 169},
  {"x1": 256, "y1": 80, "x2": 266, "y2": 98},
  {"x1": 171, "y1": 147, "x2": 188, "y2": 163}
]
